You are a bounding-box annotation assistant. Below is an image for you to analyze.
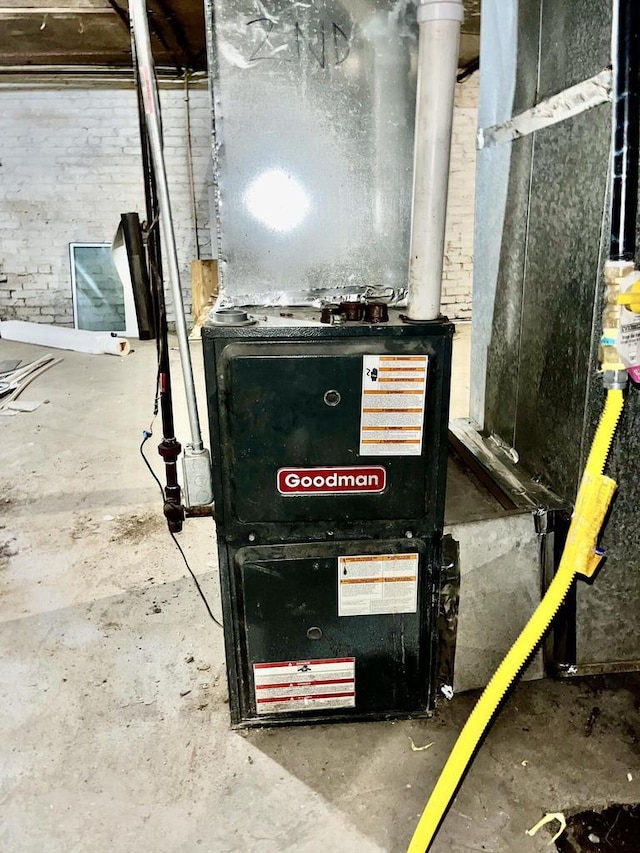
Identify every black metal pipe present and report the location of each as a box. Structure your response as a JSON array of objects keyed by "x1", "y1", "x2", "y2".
[
  {"x1": 133, "y1": 33, "x2": 184, "y2": 533},
  {"x1": 609, "y1": 0, "x2": 640, "y2": 262}
]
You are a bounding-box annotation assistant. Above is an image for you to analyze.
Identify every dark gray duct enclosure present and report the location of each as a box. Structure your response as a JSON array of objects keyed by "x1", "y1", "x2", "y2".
[{"x1": 472, "y1": 0, "x2": 640, "y2": 671}]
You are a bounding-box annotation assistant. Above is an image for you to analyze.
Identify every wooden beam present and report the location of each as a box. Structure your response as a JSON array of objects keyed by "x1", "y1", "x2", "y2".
[{"x1": 0, "y1": 7, "x2": 114, "y2": 14}]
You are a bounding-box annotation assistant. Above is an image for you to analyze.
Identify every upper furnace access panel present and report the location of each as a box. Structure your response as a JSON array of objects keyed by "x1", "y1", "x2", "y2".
[{"x1": 202, "y1": 312, "x2": 453, "y2": 542}]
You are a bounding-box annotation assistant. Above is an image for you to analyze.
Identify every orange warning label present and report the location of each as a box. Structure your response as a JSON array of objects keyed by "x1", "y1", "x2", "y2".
[
  {"x1": 359, "y1": 355, "x2": 428, "y2": 456},
  {"x1": 338, "y1": 553, "x2": 419, "y2": 616}
]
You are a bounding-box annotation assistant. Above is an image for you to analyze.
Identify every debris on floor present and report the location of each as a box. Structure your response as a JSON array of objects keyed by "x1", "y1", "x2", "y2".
[
  {"x1": 5, "y1": 400, "x2": 42, "y2": 413},
  {"x1": 526, "y1": 812, "x2": 567, "y2": 844},
  {"x1": 0, "y1": 358, "x2": 22, "y2": 374},
  {"x1": 0, "y1": 353, "x2": 61, "y2": 414},
  {"x1": 409, "y1": 737, "x2": 435, "y2": 752},
  {"x1": 555, "y1": 803, "x2": 640, "y2": 851},
  {"x1": 584, "y1": 706, "x2": 601, "y2": 737}
]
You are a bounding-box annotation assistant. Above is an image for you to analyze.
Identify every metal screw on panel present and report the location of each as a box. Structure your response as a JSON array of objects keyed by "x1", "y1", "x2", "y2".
[
  {"x1": 327, "y1": 530, "x2": 334, "y2": 537},
  {"x1": 307, "y1": 627, "x2": 323, "y2": 640},
  {"x1": 324, "y1": 389, "x2": 341, "y2": 407},
  {"x1": 405, "y1": 530, "x2": 414, "y2": 539},
  {"x1": 313, "y1": 562, "x2": 320, "y2": 570},
  {"x1": 248, "y1": 533, "x2": 256, "y2": 542}
]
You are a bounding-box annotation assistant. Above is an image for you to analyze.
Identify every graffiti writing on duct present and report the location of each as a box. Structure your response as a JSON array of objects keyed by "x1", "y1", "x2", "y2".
[{"x1": 246, "y1": 18, "x2": 352, "y2": 68}]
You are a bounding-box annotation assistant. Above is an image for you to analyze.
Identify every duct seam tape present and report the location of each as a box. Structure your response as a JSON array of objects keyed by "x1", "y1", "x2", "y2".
[{"x1": 417, "y1": 0, "x2": 464, "y2": 23}]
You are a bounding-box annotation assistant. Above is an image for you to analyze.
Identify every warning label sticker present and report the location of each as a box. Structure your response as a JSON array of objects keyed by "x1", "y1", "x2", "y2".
[
  {"x1": 338, "y1": 553, "x2": 419, "y2": 616},
  {"x1": 253, "y1": 657, "x2": 356, "y2": 715},
  {"x1": 359, "y1": 355, "x2": 428, "y2": 456}
]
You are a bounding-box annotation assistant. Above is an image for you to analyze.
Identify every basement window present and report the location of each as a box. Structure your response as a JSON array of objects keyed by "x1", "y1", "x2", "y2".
[{"x1": 69, "y1": 243, "x2": 135, "y2": 335}]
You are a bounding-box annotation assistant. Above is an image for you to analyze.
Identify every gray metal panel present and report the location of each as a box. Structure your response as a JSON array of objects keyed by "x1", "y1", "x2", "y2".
[
  {"x1": 511, "y1": 0, "x2": 543, "y2": 113},
  {"x1": 537, "y1": 0, "x2": 611, "y2": 100},
  {"x1": 513, "y1": 106, "x2": 610, "y2": 499},
  {"x1": 482, "y1": 134, "x2": 534, "y2": 445},
  {"x1": 447, "y1": 513, "x2": 543, "y2": 694},
  {"x1": 470, "y1": 0, "x2": 540, "y2": 429},
  {"x1": 206, "y1": 0, "x2": 418, "y2": 306},
  {"x1": 473, "y1": 0, "x2": 612, "y2": 443},
  {"x1": 565, "y1": 0, "x2": 640, "y2": 668},
  {"x1": 577, "y1": 393, "x2": 640, "y2": 666},
  {"x1": 475, "y1": 0, "x2": 640, "y2": 671}
]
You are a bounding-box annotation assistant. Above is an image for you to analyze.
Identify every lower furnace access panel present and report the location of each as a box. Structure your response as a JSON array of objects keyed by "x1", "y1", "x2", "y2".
[{"x1": 202, "y1": 311, "x2": 453, "y2": 726}]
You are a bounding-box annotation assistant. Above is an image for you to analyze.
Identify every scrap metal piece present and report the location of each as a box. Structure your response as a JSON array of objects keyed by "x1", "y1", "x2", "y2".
[{"x1": 525, "y1": 812, "x2": 567, "y2": 845}]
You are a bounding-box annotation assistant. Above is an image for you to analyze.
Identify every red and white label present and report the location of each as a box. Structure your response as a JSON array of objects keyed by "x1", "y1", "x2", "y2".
[
  {"x1": 277, "y1": 466, "x2": 386, "y2": 496},
  {"x1": 253, "y1": 657, "x2": 356, "y2": 715}
]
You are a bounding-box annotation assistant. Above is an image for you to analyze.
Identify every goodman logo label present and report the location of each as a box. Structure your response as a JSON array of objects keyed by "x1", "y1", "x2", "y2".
[{"x1": 277, "y1": 466, "x2": 387, "y2": 496}]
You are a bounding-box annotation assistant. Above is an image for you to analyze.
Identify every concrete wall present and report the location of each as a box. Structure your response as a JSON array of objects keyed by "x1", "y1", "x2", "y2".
[
  {"x1": 0, "y1": 82, "x2": 212, "y2": 326},
  {"x1": 442, "y1": 73, "x2": 479, "y2": 321},
  {"x1": 0, "y1": 74, "x2": 477, "y2": 327}
]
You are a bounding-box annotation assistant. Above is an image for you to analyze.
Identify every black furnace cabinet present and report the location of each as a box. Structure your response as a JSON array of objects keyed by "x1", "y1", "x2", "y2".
[{"x1": 202, "y1": 310, "x2": 453, "y2": 725}]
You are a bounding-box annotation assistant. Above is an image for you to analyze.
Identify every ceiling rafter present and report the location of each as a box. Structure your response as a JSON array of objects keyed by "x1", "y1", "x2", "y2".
[
  {"x1": 0, "y1": 0, "x2": 205, "y2": 72},
  {"x1": 106, "y1": 0, "x2": 184, "y2": 76},
  {"x1": 153, "y1": 0, "x2": 196, "y2": 71}
]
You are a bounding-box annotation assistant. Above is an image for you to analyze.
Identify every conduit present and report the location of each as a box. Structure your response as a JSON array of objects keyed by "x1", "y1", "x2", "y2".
[{"x1": 129, "y1": 0, "x2": 204, "y2": 453}]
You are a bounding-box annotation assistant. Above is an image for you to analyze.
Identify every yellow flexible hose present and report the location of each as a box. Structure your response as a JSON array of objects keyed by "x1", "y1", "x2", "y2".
[{"x1": 408, "y1": 389, "x2": 624, "y2": 853}]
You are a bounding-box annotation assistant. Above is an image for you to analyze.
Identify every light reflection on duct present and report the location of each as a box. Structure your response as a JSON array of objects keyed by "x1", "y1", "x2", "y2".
[{"x1": 244, "y1": 168, "x2": 311, "y2": 233}]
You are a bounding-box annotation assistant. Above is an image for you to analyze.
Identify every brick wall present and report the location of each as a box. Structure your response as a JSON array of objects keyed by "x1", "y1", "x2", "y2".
[
  {"x1": 442, "y1": 72, "x2": 479, "y2": 320},
  {"x1": 0, "y1": 74, "x2": 477, "y2": 327},
  {"x1": 0, "y1": 81, "x2": 212, "y2": 326}
]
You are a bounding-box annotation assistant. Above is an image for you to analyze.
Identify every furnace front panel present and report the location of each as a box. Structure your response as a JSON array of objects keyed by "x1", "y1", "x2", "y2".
[{"x1": 203, "y1": 313, "x2": 452, "y2": 725}]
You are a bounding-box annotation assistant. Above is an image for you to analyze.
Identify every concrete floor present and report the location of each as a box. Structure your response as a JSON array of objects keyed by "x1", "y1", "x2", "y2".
[{"x1": 1, "y1": 326, "x2": 639, "y2": 853}]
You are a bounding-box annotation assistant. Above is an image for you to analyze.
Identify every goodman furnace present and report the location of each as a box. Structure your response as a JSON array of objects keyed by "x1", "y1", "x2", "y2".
[{"x1": 203, "y1": 308, "x2": 452, "y2": 726}]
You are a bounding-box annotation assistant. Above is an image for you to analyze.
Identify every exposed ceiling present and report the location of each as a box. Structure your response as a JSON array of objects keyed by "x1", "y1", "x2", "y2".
[
  {"x1": 0, "y1": 1, "x2": 480, "y2": 76},
  {"x1": 0, "y1": 0, "x2": 207, "y2": 73},
  {"x1": 459, "y1": 0, "x2": 480, "y2": 68}
]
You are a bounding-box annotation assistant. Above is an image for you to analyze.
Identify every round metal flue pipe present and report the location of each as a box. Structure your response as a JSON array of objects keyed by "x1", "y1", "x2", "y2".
[{"x1": 406, "y1": 0, "x2": 464, "y2": 321}]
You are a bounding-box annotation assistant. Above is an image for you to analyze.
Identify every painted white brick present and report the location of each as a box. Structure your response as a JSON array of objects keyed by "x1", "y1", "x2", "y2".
[
  {"x1": 0, "y1": 82, "x2": 213, "y2": 325},
  {"x1": 442, "y1": 74, "x2": 478, "y2": 319}
]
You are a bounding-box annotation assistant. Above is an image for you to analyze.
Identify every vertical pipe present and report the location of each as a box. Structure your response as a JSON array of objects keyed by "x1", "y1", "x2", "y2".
[
  {"x1": 601, "y1": 0, "x2": 640, "y2": 391},
  {"x1": 129, "y1": 0, "x2": 204, "y2": 452},
  {"x1": 406, "y1": 0, "x2": 464, "y2": 321},
  {"x1": 609, "y1": 0, "x2": 640, "y2": 262},
  {"x1": 133, "y1": 38, "x2": 184, "y2": 531},
  {"x1": 184, "y1": 73, "x2": 202, "y2": 261}
]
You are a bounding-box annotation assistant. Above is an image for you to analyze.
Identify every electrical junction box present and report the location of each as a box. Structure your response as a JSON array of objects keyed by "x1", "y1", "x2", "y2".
[{"x1": 202, "y1": 309, "x2": 453, "y2": 726}]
